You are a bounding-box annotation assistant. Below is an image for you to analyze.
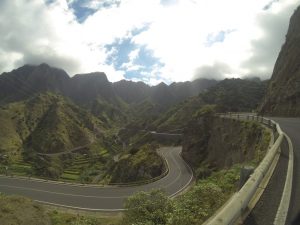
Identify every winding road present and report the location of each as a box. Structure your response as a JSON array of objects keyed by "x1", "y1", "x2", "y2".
[
  {"x1": 0, "y1": 146, "x2": 193, "y2": 211},
  {"x1": 271, "y1": 117, "x2": 300, "y2": 223}
]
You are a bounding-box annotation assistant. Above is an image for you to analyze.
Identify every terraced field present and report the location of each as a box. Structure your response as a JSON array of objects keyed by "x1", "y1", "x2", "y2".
[
  {"x1": 60, "y1": 155, "x2": 90, "y2": 181},
  {"x1": 2, "y1": 158, "x2": 34, "y2": 176},
  {"x1": 0, "y1": 147, "x2": 111, "y2": 184},
  {"x1": 60, "y1": 148, "x2": 111, "y2": 183}
]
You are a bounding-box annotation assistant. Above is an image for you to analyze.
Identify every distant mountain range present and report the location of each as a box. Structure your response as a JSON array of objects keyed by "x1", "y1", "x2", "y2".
[
  {"x1": 0, "y1": 63, "x2": 217, "y2": 107},
  {"x1": 0, "y1": 63, "x2": 219, "y2": 166},
  {"x1": 0, "y1": 57, "x2": 272, "y2": 183}
]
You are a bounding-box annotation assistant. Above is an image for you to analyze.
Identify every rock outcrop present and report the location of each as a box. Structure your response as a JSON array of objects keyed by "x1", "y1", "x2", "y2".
[{"x1": 260, "y1": 6, "x2": 300, "y2": 116}]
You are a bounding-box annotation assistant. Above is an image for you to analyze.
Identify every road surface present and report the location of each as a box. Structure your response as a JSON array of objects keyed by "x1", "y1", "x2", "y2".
[
  {"x1": 271, "y1": 117, "x2": 300, "y2": 224},
  {"x1": 0, "y1": 146, "x2": 193, "y2": 211}
]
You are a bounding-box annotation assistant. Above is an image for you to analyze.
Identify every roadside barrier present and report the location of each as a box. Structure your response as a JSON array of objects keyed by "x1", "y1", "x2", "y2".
[{"x1": 203, "y1": 113, "x2": 293, "y2": 225}]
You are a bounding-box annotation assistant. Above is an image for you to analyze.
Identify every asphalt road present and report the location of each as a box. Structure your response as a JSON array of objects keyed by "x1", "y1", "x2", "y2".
[
  {"x1": 270, "y1": 117, "x2": 300, "y2": 224},
  {"x1": 0, "y1": 146, "x2": 193, "y2": 211}
]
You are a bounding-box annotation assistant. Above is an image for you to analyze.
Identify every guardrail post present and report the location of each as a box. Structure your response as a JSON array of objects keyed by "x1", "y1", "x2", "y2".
[
  {"x1": 247, "y1": 115, "x2": 249, "y2": 121},
  {"x1": 239, "y1": 166, "x2": 254, "y2": 189},
  {"x1": 237, "y1": 114, "x2": 240, "y2": 120},
  {"x1": 268, "y1": 119, "x2": 271, "y2": 127}
]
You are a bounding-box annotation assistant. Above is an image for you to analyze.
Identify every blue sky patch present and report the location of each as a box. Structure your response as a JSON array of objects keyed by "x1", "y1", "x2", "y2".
[
  {"x1": 105, "y1": 33, "x2": 164, "y2": 81},
  {"x1": 105, "y1": 38, "x2": 135, "y2": 68},
  {"x1": 67, "y1": 0, "x2": 121, "y2": 23},
  {"x1": 205, "y1": 30, "x2": 235, "y2": 47}
]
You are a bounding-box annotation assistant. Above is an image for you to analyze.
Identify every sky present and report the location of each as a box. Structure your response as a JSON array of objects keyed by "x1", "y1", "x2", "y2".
[{"x1": 0, "y1": 0, "x2": 299, "y2": 85}]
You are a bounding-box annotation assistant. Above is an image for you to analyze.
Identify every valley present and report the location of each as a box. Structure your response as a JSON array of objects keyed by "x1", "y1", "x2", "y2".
[{"x1": 0, "y1": 3, "x2": 300, "y2": 225}]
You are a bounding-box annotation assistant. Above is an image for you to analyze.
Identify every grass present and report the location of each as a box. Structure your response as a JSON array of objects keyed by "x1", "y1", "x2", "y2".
[
  {"x1": 60, "y1": 173, "x2": 80, "y2": 181},
  {"x1": 0, "y1": 194, "x2": 121, "y2": 225},
  {"x1": 0, "y1": 194, "x2": 51, "y2": 225},
  {"x1": 49, "y1": 210, "x2": 121, "y2": 225}
]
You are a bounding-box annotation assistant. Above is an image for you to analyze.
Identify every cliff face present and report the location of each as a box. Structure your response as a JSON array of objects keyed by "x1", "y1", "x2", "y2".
[
  {"x1": 182, "y1": 114, "x2": 270, "y2": 177},
  {"x1": 260, "y1": 6, "x2": 300, "y2": 116}
]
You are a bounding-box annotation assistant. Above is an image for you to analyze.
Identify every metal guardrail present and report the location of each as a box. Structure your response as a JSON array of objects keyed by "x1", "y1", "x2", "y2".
[{"x1": 204, "y1": 113, "x2": 292, "y2": 225}]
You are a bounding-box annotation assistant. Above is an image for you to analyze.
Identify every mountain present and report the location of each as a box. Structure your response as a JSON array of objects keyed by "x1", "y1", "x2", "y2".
[
  {"x1": 69, "y1": 72, "x2": 128, "y2": 126},
  {"x1": 0, "y1": 64, "x2": 217, "y2": 125},
  {"x1": 147, "y1": 78, "x2": 267, "y2": 133},
  {"x1": 202, "y1": 78, "x2": 268, "y2": 112},
  {"x1": 0, "y1": 93, "x2": 103, "y2": 159},
  {"x1": 260, "y1": 6, "x2": 300, "y2": 116},
  {"x1": 113, "y1": 80, "x2": 151, "y2": 104},
  {"x1": 113, "y1": 78, "x2": 217, "y2": 105},
  {"x1": 0, "y1": 64, "x2": 70, "y2": 105},
  {"x1": 168, "y1": 79, "x2": 217, "y2": 102}
]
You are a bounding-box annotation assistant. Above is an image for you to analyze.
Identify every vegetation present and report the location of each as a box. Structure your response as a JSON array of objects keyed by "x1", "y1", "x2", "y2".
[
  {"x1": 123, "y1": 189, "x2": 173, "y2": 225},
  {"x1": 108, "y1": 144, "x2": 165, "y2": 183},
  {"x1": 49, "y1": 211, "x2": 120, "y2": 225},
  {"x1": 0, "y1": 93, "x2": 122, "y2": 183},
  {"x1": 0, "y1": 64, "x2": 276, "y2": 224},
  {"x1": 182, "y1": 109, "x2": 270, "y2": 172},
  {"x1": 0, "y1": 194, "x2": 51, "y2": 225},
  {"x1": 123, "y1": 165, "x2": 241, "y2": 225},
  {"x1": 259, "y1": 6, "x2": 300, "y2": 116},
  {"x1": 0, "y1": 194, "x2": 121, "y2": 225},
  {"x1": 201, "y1": 78, "x2": 268, "y2": 112}
]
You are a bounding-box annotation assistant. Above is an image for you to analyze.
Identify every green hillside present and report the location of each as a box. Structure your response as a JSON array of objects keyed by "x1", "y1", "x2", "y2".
[
  {"x1": 0, "y1": 93, "x2": 113, "y2": 179},
  {"x1": 146, "y1": 78, "x2": 267, "y2": 133}
]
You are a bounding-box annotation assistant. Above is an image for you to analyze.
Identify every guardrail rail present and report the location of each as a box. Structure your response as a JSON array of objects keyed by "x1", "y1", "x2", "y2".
[{"x1": 203, "y1": 113, "x2": 293, "y2": 225}]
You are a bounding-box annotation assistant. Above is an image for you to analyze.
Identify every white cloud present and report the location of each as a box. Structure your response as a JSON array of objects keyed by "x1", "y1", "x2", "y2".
[
  {"x1": 132, "y1": 0, "x2": 300, "y2": 81},
  {"x1": 0, "y1": 0, "x2": 299, "y2": 84}
]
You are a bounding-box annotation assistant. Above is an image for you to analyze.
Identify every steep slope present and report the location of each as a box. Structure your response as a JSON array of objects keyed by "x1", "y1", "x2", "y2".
[
  {"x1": 123, "y1": 79, "x2": 217, "y2": 131},
  {"x1": 0, "y1": 63, "x2": 70, "y2": 105},
  {"x1": 0, "y1": 93, "x2": 103, "y2": 160},
  {"x1": 202, "y1": 78, "x2": 267, "y2": 112},
  {"x1": 113, "y1": 80, "x2": 151, "y2": 104},
  {"x1": 0, "y1": 64, "x2": 217, "y2": 127},
  {"x1": 69, "y1": 72, "x2": 128, "y2": 126},
  {"x1": 260, "y1": 6, "x2": 300, "y2": 116},
  {"x1": 148, "y1": 78, "x2": 267, "y2": 132},
  {"x1": 0, "y1": 64, "x2": 128, "y2": 126},
  {"x1": 113, "y1": 78, "x2": 217, "y2": 105},
  {"x1": 151, "y1": 96, "x2": 205, "y2": 132},
  {"x1": 182, "y1": 108, "x2": 270, "y2": 176},
  {"x1": 168, "y1": 78, "x2": 217, "y2": 103}
]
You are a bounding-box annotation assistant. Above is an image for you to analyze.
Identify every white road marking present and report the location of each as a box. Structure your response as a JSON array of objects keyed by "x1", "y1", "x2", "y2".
[
  {"x1": 0, "y1": 146, "x2": 194, "y2": 210},
  {"x1": 0, "y1": 184, "x2": 128, "y2": 199}
]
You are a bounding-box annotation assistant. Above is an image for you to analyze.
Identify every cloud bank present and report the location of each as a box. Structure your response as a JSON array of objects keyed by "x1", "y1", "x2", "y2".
[{"x1": 0, "y1": 0, "x2": 299, "y2": 84}]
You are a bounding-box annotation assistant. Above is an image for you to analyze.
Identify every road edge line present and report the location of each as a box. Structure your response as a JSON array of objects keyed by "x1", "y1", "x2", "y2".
[
  {"x1": 274, "y1": 132, "x2": 294, "y2": 225},
  {"x1": 34, "y1": 200, "x2": 125, "y2": 212},
  {"x1": 169, "y1": 148, "x2": 194, "y2": 198}
]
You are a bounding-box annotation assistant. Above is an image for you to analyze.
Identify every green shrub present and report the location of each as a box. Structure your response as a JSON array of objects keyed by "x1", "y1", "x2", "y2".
[{"x1": 123, "y1": 189, "x2": 173, "y2": 225}]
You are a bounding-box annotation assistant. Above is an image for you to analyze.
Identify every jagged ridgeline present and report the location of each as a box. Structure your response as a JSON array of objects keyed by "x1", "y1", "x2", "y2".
[
  {"x1": 148, "y1": 78, "x2": 267, "y2": 133},
  {"x1": 0, "y1": 62, "x2": 268, "y2": 182},
  {"x1": 0, "y1": 63, "x2": 219, "y2": 182}
]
